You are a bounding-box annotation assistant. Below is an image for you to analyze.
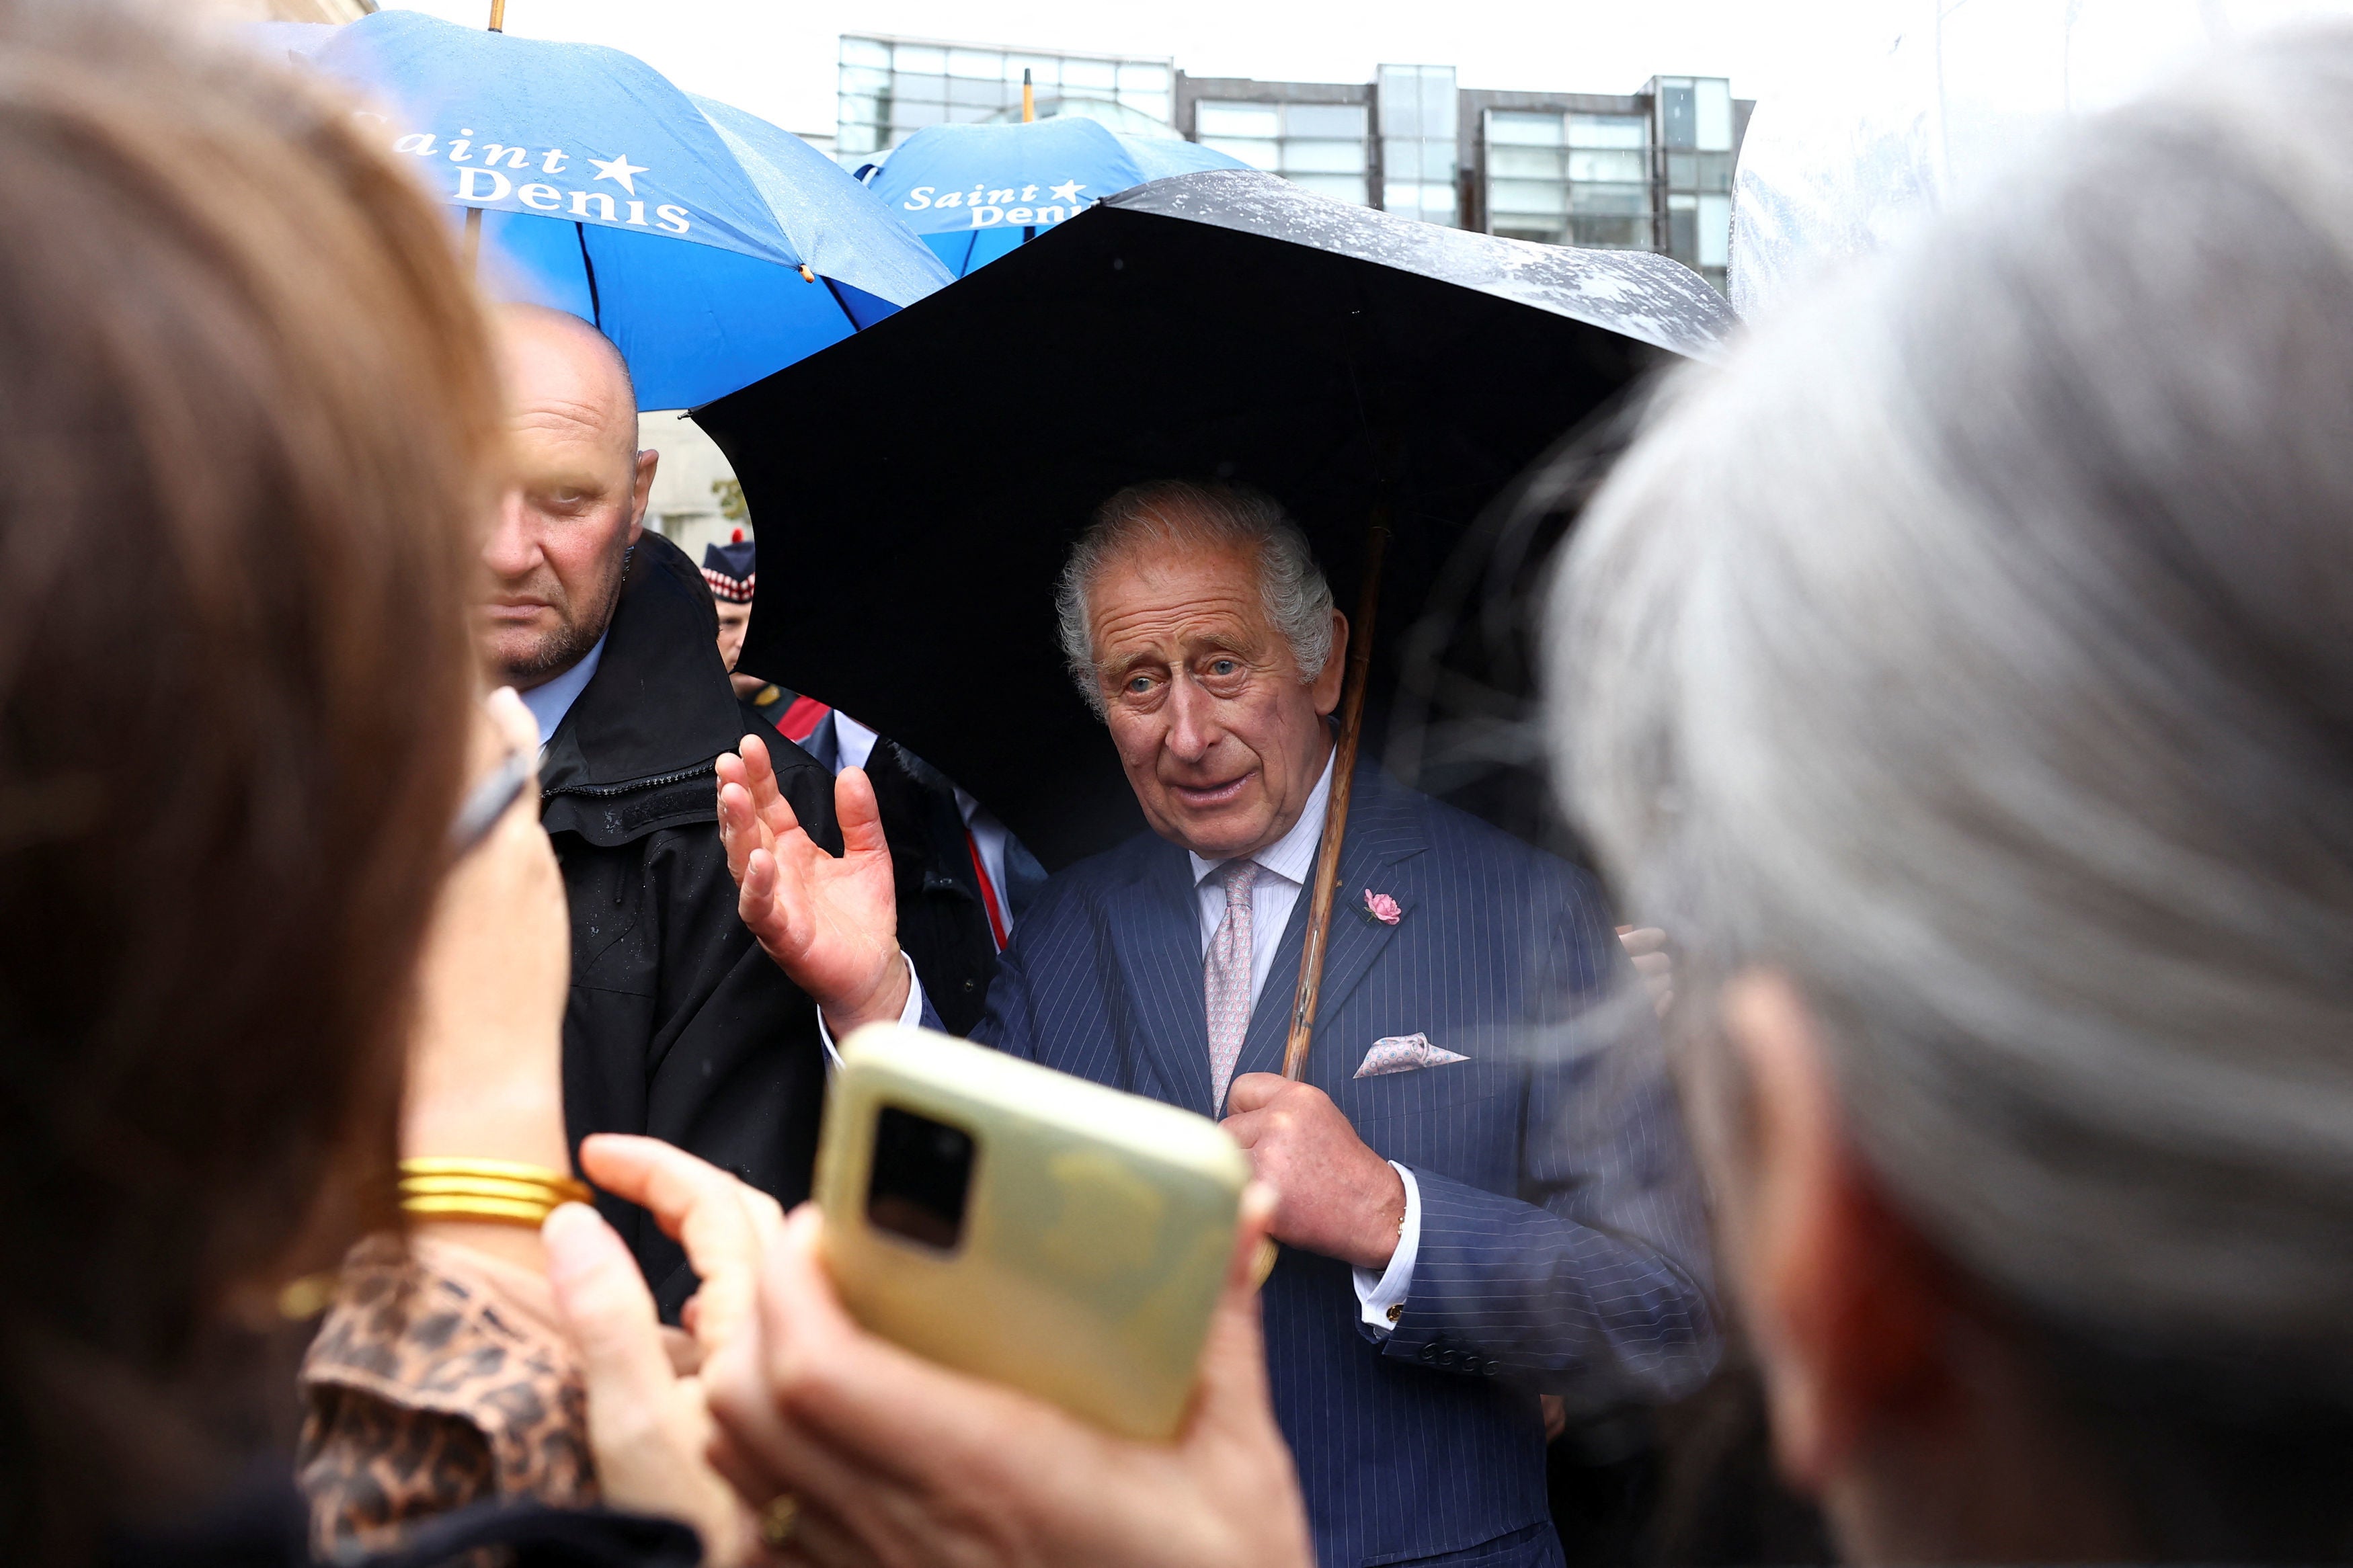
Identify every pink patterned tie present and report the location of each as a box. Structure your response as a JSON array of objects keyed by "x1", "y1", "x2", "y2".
[{"x1": 1205, "y1": 858, "x2": 1261, "y2": 1114}]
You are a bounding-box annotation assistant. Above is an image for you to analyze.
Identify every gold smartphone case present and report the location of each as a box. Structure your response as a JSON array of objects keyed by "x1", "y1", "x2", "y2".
[{"x1": 817, "y1": 1025, "x2": 1250, "y2": 1440}]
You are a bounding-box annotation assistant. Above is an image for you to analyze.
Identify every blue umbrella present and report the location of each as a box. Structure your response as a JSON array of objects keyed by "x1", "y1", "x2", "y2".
[
  {"x1": 271, "y1": 9, "x2": 951, "y2": 409},
  {"x1": 864, "y1": 118, "x2": 1246, "y2": 275}
]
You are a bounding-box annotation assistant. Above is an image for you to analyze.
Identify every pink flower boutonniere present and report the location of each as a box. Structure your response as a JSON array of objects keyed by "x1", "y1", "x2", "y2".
[{"x1": 1363, "y1": 889, "x2": 1402, "y2": 926}]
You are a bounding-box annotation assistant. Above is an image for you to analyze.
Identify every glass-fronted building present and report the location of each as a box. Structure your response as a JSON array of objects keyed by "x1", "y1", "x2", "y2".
[
  {"x1": 1482, "y1": 105, "x2": 1651, "y2": 251},
  {"x1": 1464, "y1": 77, "x2": 1740, "y2": 287},
  {"x1": 1649, "y1": 75, "x2": 1739, "y2": 287},
  {"x1": 1451, "y1": 76, "x2": 1747, "y2": 292},
  {"x1": 834, "y1": 42, "x2": 1751, "y2": 291},
  {"x1": 1193, "y1": 94, "x2": 1371, "y2": 207},
  {"x1": 836, "y1": 36, "x2": 1177, "y2": 162},
  {"x1": 1176, "y1": 65, "x2": 1463, "y2": 218},
  {"x1": 1376, "y1": 65, "x2": 1458, "y2": 226},
  {"x1": 1172, "y1": 69, "x2": 1750, "y2": 291}
]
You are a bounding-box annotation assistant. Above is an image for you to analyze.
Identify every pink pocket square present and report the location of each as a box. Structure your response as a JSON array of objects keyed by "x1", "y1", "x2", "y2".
[{"x1": 1354, "y1": 1033, "x2": 1470, "y2": 1077}]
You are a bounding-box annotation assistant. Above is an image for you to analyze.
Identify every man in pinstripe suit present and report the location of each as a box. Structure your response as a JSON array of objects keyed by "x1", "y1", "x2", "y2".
[{"x1": 718, "y1": 481, "x2": 1718, "y2": 1568}]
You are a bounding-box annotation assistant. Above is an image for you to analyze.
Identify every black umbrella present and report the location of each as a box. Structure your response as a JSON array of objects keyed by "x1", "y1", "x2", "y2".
[{"x1": 696, "y1": 168, "x2": 1732, "y2": 1071}]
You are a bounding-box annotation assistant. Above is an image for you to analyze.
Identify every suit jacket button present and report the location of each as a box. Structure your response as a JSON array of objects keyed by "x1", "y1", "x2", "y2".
[
  {"x1": 1438, "y1": 1350, "x2": 1459, "y2": 1369},
  {"x1": 1481, "y1": 1360, "x2": 1501, "y2": 1376},
  {"x1": 1418, "y1": 1342, "x2": 1437, "y2": 1363}
]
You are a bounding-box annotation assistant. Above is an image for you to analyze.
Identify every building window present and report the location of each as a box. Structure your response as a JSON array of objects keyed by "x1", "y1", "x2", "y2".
[
  {"x1": 1652, "y1": 76, "x2": 1733, "y2": 289},
  {"x1": 1482, "y1": 108, "x2": 1650, "y2": 249},
  {"x1": 1377, "y1": 65, "x2": 1458, "y2": 224},
  {"x1": 1484, "y1": 109, "x2": 1564, "y2": 243},
  {"x1": 1197, "y1": 99, "x2": 1370, "y2": 204},
  {"x1": 837, "y1": 36, "x2": 1175, "y2": 162},
  {"x1": 1568, "y1": 112, "x2": 1650, "y2": 249}
]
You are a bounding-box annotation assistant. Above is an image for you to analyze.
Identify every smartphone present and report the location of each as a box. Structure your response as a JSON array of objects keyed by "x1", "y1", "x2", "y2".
[{"x1": 815, "y1": 1024, "x2": 1251, "y2": 1441}]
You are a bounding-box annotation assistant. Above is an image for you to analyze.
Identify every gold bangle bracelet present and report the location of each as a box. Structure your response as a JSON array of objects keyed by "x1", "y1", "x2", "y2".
[
  {"x1": 400, "y1": 1157, "x2": 592, "y2": 1201},
  {"x1": 401, "y1": 1192, "x2": 568, "y2": 1227},
  {"x1": 399, "y1": 1173, "x2": 591, "y2": 1205},
  {"x1": 395, "y1": 1158, "x2": 591, "y2": 1227}
]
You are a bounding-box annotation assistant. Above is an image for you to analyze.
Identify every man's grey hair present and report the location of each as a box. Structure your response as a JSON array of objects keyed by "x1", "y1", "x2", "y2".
[
  {"x1": 1055, "y1": 480, "x2": 1335, "y2": 719},
  {"x1": 1550, "y1": 26, "x2": 2353, "y2": 1444}
]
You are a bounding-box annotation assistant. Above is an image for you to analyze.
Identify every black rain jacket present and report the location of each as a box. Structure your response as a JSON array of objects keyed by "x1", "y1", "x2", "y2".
[
  {"x1": 862, "y1": 738, "x2": 1002, "y2": 1036},
  {"x1": 539, "y1": 534, "x2": 840, "y2": 1315}
]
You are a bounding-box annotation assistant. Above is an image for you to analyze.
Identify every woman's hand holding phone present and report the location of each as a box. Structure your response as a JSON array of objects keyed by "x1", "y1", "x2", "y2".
[
  {"x1": 703, "y1": 1184, "x2": 1316, "y2": 1568},
  {"x1": 543, "y1": 1136, "x2": 789, "y2": 1568}
]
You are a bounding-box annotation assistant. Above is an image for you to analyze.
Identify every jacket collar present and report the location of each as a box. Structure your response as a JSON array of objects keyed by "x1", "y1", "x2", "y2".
[
  {"x1": 1112, "y1": 759, "x2": 1429, "y2": 1114},
  {"x1": 538, "y1": 532, "x2": 744, "y2": 845}
]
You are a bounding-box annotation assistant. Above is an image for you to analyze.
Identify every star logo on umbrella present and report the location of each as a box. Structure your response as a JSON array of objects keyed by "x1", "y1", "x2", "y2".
[
  {"x1": 590, "y1": 152, "x2": 647, "y2": 194},
  {"x1": 1048, "y1": 179, "x2": 1085, "y2": 205}
]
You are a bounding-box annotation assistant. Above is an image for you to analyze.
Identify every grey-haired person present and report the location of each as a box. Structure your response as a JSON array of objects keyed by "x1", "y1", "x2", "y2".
[{"x1": 713, "y1": 477, "x2": 1718, "y2": 1568}]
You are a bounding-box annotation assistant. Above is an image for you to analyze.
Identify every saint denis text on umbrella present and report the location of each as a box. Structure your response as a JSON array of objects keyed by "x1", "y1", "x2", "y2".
[{"x1": 379, "y1": 126, "x2": 692, "y2": 235}]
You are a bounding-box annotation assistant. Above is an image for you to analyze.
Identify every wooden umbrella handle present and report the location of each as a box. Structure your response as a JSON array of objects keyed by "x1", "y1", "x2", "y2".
[{"x1": 1281, "y1": 513, "x2": 1389, "y2": 1081}]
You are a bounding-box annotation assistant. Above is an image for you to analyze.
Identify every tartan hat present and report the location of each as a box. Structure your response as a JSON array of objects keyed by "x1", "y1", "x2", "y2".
[{"x1": 703, "y1": 529, "x2": 756, "y2": 603}]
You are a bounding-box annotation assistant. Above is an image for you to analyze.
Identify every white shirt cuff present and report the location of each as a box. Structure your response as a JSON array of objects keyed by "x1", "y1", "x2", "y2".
[
  {"x1": 815, "y1": 952, "x2": 926, "y2": 1073},
  {"x1": 1352, "y1": 1162, "x2": 1421, "y2": 1335}
]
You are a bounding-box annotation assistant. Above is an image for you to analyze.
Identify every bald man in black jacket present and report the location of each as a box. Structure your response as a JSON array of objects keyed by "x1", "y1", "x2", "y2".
[{"x1": 480, "y1": 306, "x2": 836, "y2": 1315}]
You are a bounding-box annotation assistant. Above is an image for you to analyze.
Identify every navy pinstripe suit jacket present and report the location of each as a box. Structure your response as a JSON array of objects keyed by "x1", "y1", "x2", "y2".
[{"x1": 959, "y1": 764, "x2": 1720, "y2": 1567}]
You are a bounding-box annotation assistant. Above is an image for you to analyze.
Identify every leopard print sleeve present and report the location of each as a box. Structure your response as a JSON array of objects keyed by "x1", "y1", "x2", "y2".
[{"x1": 297, "y1": 1234, "x2": 598, "y2": 1559}]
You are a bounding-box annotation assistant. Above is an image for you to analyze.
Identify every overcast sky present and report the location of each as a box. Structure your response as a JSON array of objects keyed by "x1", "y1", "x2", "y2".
[{"x1": 382, "y1": 0, "x2": 1905, "y2": 137}]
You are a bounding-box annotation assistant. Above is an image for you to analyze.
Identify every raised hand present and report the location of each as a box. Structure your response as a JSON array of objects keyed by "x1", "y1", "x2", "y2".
[{"x1": 716, "y1": 732, "x2": 910, "y2": 1035}]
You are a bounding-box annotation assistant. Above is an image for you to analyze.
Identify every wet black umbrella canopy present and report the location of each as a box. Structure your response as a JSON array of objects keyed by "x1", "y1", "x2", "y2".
[{"x1": 696, "y1": 169, "x2": 1734, "y2": 871}]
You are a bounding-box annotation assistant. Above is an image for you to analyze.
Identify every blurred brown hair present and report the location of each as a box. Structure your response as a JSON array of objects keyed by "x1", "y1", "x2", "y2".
[{"x1": 0, "y1": 2, "x2": 501, "y2": 1558}]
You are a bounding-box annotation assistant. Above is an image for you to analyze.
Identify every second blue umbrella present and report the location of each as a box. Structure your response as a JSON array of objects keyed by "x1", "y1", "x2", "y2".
[{"x1": 865, "y1": 117, "x2": 1245, "y2": 276}]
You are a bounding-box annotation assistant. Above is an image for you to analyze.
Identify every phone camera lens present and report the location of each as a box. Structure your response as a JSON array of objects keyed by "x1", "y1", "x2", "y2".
[{"x1": 868, "y1": 1104, "x2": 975, "y2": 1252}]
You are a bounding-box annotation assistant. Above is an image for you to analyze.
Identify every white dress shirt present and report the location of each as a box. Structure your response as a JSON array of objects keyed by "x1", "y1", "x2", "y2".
[
  {"x1": 837, "y1": 744, "x2": 1420, "y2": 1332},
  {"x1": 832, "y1": 709, "x2": 880, "y2": 773},
  {"x1": 518, "y1": 631, "x2": 607, "y2": 750},
  {"x1": 1184, "y1": 751, "x2": 1332, "y2": 1016}
]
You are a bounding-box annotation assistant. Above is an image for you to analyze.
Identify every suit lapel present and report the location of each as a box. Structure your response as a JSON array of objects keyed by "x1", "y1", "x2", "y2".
[
  {"x1": 1107, "y1": 844, "x2": 1217, "y2": 1116},
  {"x1": 1232, "y1": 766, "x2": 1428, "y2": 1091}
]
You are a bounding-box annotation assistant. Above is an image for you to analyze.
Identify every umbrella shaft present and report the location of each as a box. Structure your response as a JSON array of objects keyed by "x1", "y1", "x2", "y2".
[
  {"x1": 1281, "y1": 509, "x2": 1389, "y2": 1081},
  {"x1": 487, "y1": 0, "x2": 506, "y2": 30}
]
